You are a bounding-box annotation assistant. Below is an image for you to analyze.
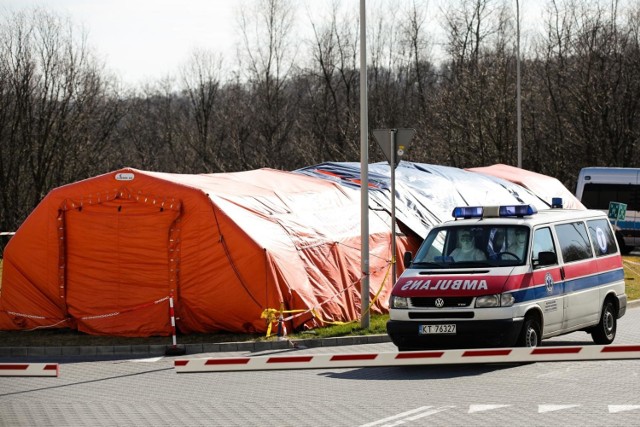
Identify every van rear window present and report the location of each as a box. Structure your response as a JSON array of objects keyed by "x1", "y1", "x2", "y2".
[
  {"x1": 555, "y1": 222, "x2": 593, "y2": 263},
  {"x1": 587, "y1": 218, "x2": 618, "y2": 256}
]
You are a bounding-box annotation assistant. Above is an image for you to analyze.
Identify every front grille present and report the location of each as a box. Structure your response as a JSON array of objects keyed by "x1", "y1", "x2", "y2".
[
  {"x1": 410, "y1": 297, "x2": 473, "y2": 308},
  {"x1": 409, "y1": 312, "x2": 475, "y2": 319}
]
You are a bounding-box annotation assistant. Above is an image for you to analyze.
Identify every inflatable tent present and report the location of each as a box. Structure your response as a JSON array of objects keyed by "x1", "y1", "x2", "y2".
[
  {"x1": 0, "y1": 168, "x2": 417, "y2": 336},
  {"x1": 467, "y1": 164, "x2": 585, "y2": 210},
  {"x1": 296, "y1": 162, "x2": 551, "y2": 238},
  {"x1": 0, "y1": 162, "x2": 572, "y2": 337}
]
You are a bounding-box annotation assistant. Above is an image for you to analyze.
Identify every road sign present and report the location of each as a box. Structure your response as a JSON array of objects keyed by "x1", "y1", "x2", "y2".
[
  {"x1": 371, "y1": 128, "x2": 416, "y2": 283},
  {"x1": 372, "y1": 128, "x2": 416, "y2": 168},
  {"x1": 608, "y1": 201, "x2": 627, "y2": 221}
]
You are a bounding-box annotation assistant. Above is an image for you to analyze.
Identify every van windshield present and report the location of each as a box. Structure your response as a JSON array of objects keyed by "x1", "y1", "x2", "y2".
[{"x1": 411, "y1": 225, "x2": 530, "y2": 268}]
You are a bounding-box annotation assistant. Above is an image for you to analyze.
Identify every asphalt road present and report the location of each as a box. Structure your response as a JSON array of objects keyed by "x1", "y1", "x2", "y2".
[{"x1": 1, "y1": 305, "x2": 640, "y2": 427}]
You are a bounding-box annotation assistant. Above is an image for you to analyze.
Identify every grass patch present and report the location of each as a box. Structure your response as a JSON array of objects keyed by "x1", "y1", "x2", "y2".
[
  {"x1": 0, "y1": 314, "x2": 389, "y2": 348},
  {"x1": 623, "y1": 256, "x2": 640, "y2": 301},
  {"x1": 289, "y1": 314, "x2": 388, "y2": 339}
]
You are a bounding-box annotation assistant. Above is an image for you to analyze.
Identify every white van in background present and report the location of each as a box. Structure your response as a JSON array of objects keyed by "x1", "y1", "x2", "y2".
[{"x1": 575, "y1": 167, "x2": 640, "y2": 254}]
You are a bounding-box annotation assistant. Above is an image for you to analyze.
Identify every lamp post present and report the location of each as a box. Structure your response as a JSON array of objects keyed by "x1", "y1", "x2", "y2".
[
  {"x1": 359, "y1": 0, "x2": 370, "y2": 329},
  {"x1": 516, "y1": 0, "x2": 522, "y2": 168}
]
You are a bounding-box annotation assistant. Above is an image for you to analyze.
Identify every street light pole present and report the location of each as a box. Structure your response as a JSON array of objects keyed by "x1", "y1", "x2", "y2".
[
  {"x1": 359, "y1": 0, "x2": 370, "y2": 329},
  {"x1": 390, "y1": 129, "x2": 397, "y2": 284},
  {"x1": 516, "y1": 0, "x2": 522, "y2": 168}
]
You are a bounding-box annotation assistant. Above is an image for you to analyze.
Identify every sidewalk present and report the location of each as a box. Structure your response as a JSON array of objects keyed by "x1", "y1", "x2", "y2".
[{"x1": 0, "y1": 334, "x2": 392, "y2": 358}]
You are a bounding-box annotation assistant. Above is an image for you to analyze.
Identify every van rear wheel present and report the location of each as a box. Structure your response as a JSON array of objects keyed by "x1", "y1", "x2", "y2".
[
  {"x1": 591, "y1": 300, "x2": 617, "y2": 344},
  {"x1": 616, "y1": 232, "x2": 631, "y2": 255},
  {"x1": 517, "y1": 316, "x2": 541, "y2": 347}
]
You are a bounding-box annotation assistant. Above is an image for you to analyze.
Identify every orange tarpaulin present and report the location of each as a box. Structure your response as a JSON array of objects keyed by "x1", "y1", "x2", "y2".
[{"x1": 0, "y1": 168, "x2": 418, "y2": 336}]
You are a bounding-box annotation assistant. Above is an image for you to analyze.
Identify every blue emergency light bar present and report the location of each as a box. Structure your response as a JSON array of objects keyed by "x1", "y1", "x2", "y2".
[
  {"x1": 499, "y1": 204, "x2": 537, "y2": 217},
  {"x1": 551, "y1": 197, "x2": 563, "y2": 208},
  {"x1": 452, "y1": 204, "x2": 537, "y2": 219},
  {"x1": 452, "y1": 206, "x2": 484, "y2": 218}
]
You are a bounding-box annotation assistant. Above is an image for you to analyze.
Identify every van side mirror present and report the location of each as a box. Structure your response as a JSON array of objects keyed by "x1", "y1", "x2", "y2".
[
  {"x1": 403, "y1": 251, "x2": 413, "y2": 268},
  {"x1": 536, "y1": 251, "x2": 557, "y2": 267}
]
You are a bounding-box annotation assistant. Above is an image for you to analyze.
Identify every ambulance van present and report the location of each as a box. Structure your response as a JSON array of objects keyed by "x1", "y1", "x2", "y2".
[{"x1": 386, "y1": 202, "x2": 627, "y2": 350}]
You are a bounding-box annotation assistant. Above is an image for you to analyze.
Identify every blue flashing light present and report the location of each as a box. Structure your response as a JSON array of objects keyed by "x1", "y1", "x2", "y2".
[
  {"x1": 452, "y1": 206, "x2": 484, "y2": 219},
  {"x1": 551, "y1": 197, "x2": 563, "y2": 208},
  {"x1": 499, "y1": 204, "x2": 537, "y2": 217}
]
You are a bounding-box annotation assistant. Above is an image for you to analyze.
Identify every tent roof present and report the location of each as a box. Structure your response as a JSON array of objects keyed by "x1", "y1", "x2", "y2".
[
  {"x1": 296, "y1": 162, "x2": 550, "y2": 238},
  {"x1": 467, "y1": 164, "x2": 585, "y2": 210}
]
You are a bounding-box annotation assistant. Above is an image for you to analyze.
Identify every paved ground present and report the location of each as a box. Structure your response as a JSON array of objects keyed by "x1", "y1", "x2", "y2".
[{"x1": 1, "y1": 315, "x2": 639, "y2": 427}]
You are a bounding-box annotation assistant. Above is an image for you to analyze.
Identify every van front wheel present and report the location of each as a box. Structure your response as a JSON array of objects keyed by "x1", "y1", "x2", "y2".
[
  {"x1": 591, "y1": 300, "x2": 617, "y2": 345},
  {"x1": 517, "y1": 316, "x2": 541, "y2": 347}
]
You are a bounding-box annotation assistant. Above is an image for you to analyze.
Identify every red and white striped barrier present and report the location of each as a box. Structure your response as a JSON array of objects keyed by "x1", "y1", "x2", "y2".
[
  {"x1": 174, "y1": 344, "x2": 640, "y2": 373},
  {"x1": 0, "y1": 363, "x2": 59, "y2": 377}
]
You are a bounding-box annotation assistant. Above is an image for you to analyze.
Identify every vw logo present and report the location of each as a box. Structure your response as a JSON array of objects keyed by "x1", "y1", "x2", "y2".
[{"x1": 435, "y1": 298, "x2": 445, "y2": 308}]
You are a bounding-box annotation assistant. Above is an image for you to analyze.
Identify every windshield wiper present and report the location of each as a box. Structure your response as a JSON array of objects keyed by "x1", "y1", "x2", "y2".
[{"x1": 410, "y1": 261, "x2": 449, "y2": 268}]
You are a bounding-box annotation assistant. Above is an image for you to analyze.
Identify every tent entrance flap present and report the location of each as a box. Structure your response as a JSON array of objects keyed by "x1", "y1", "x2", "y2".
[{"x1": 63, "y1": 198, "x2": 181, "y2": 336}]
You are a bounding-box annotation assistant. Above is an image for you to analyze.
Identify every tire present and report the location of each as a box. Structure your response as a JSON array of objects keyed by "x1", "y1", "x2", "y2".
[
  {"x1": 517, "y1": 316, "x2": 541, "y2": 347},
  {"x1": 591, "y1": 300, "x2": 617, "y2": 345},
  {"x1": 616, "y1": 233, "x2": 631, "y2": 255}
]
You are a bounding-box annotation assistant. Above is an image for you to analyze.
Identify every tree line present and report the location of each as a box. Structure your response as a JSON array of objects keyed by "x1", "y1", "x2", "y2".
[{"x1": 1, "y1": 0, "x2": 640, "y2": 239}]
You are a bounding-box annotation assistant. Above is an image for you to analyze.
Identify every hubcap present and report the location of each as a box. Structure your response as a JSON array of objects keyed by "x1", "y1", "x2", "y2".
[
  {"x1": 604, "y1": 310, "x2": 614, "y2": 336},
  {"x1": 527, "y1": 327, "x2": 538, "y2": 347}
]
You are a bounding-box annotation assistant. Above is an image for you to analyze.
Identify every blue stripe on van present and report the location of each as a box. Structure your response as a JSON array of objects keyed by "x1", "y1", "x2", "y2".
[
  {"x1": 511, "y1": 268, "x2": 624, "y2": 304},
  {"x1": 613, "y1": 220, "x2": 635, "y2": 230}
]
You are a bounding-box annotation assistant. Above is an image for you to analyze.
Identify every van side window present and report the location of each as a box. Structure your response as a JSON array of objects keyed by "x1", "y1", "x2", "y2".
[
  {"x1": 555, "y1": 222, "x2": 593, "y2": 263},
  {"x1": 532, "y1": 227, "x2": 556, "y2": 265},
  {"x1": 587, "y1": 218, "x2": 618, "y2": 256}
]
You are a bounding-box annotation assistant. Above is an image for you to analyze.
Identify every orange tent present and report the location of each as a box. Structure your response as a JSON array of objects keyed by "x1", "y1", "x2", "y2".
[{"x1": 0, "y1": 168, "x2": 418, "y2": 337}]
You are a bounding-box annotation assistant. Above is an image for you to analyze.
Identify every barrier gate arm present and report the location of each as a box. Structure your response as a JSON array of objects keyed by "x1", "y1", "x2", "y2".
[{"x1": 174, "y1": 344, "x2": 640, "y2": 373}]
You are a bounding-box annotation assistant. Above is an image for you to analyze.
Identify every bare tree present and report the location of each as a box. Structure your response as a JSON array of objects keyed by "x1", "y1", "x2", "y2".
[
  {"x1": 436, "y1": 0, "x2": 513, "y2": 167},
  {"x1": 0, "y1": 8, "x2": 122, "y2": 235},
  {"x1": 238, "y1": 0, "x2": 300, "y2": 169},
  {"x1": 302, "y1": 2, "x2": 360, "y2": 162},
  {"x1": 179, "y1": 49, "x2": 226, "y2": 171},
  {"x1": 532, "y1": 0, "x2": 640, "y2": 186}
]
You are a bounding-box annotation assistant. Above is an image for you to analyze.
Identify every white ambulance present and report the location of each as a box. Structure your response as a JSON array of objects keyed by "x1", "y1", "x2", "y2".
[{"x1": 386, "y1": 202, "x2": 628, "y2": 350}]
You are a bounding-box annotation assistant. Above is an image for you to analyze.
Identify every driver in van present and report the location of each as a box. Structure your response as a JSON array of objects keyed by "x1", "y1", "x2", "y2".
[
  {"x1": 487, "y1": 228, "x2": 506, "y2": 259},
  {"x1": 450, "y1": 230, "x2": 486, "y2": 261}
]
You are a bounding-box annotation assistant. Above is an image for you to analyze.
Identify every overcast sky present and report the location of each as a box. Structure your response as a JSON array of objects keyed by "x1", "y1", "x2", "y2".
[
  {"x1": 2, "y1": 0, "x2": 546, "y2": 88},
  {"x1": 3, "y1": 0, "x2": 242, "y2": 86}
]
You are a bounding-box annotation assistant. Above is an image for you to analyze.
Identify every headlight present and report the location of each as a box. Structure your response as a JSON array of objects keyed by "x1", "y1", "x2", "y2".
[
  {"x1": 475, "y1": 294, "x2": 500, "y2": 308},
  {"x1": 475, "y1": 293, "x2": 515, "y2": 308},
  {"x1": 390, "y1": 295, "x2": 408, "y2": 309},
  {"x1": 500, "y1": 293, "x2": 515, "y2": 307}
]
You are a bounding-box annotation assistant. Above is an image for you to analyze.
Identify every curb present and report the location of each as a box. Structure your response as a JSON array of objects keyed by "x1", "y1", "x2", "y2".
[{"x1": 0, "y1": 334, "x2": 392, "y2": 359}]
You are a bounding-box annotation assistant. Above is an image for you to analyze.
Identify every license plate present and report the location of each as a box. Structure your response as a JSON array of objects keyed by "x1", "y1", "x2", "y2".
[{"x1": 419, "y1": 324, "x2": 456, "y2": 335}]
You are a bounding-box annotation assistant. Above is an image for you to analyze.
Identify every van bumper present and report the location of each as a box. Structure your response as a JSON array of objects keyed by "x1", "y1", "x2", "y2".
[
  {"x1": 386, "y1": 318, "x2": 524, "y2": 350},
  {"x1": 618, "y1": 294, "x2": 627, "y2": 318}
]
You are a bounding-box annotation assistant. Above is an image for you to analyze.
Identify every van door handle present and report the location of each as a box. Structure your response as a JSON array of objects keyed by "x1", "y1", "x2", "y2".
[{"x1": 560, "y1": 267, "x2": 565, "y2": 280}]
